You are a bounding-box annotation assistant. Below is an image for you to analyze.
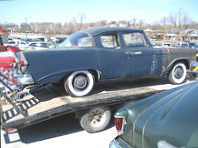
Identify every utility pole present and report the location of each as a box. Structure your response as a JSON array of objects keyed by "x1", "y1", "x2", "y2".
[{"x1": 25, "y1": 18, "x2": 28, "y2": 39}]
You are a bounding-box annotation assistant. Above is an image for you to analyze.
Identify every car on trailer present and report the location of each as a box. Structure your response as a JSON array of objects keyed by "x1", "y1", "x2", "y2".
[{"x1": 13, "y1": 27, "x2": 196, "y2": 97}]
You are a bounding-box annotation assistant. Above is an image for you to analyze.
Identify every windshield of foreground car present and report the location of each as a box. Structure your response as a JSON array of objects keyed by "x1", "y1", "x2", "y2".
[{"x1": 59, "y1": 32, "x2": 95, "y2": 48}]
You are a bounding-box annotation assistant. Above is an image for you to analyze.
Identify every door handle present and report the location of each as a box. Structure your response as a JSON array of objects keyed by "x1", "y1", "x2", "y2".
[
  {"x1": 126, "y1": 51, "x2": 143, "y2": 55},
  {"x1": 126, "y1": 51, "x2": 134, "y2": 56}
]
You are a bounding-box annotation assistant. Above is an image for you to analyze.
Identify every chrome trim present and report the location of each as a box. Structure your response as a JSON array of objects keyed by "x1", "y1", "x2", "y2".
[
  {"x1": 157, "y1": 140, "x2": 180, "y2": 148},
  {"x1": 109, "y1": 137, "x2": 121, "y2": 148},
  {"x1": 15, "y1": 74, "x2": 34, "y2": 85}
]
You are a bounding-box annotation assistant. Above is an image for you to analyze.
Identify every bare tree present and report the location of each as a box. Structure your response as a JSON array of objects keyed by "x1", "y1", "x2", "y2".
[
  {"x1": 78, "y1": 12, "x2": 86, "y2": 25},
  {"x1": 131, "y1": 18, "x2": 137, "y2": 28},
  {"x1": 160, "y1": 16, "x2": 170, "y2": 41},
  {"x1": 138, "y1": 19, "x2": 146, "y2": 29},
  {"x1": 169, "y1": 8, "x2": 192, "y2": 41}
]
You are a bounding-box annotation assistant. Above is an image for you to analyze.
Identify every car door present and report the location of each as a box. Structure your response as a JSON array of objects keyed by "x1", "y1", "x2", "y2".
[
  {"x1": 122, "y1": 31, "x2": 162, "y2": 77},
  {"x1": 96, "y1": 33, "x2": 127, "y2": 79}
]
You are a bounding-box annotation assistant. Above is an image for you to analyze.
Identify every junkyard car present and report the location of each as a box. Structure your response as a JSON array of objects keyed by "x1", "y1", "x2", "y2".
[
  {"x1": 0, "y1": 43, "x2": 21, "y2": 71},
  {"x1": 110, "y1": 82, "x2": 198, "y2": 148},
  {"x1": 14, "y1": 27, "x2": 196, "y2": 97}
]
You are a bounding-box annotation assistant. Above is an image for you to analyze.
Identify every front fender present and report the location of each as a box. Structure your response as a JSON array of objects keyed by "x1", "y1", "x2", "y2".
[{"x1": 163, "y1": 57, "x2": 195, "y2": 74}]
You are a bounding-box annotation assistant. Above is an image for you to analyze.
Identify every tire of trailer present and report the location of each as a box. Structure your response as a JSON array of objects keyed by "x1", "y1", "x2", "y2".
[
  {"x1": 78, "y1": 107, "x2": 111, "y2": 133},
  {"x1": 64, "y1": 70, "x2": 95, "y2": 97},
  {"x1": 168, "y1": 62, "x2": 187, "y2": 84}
]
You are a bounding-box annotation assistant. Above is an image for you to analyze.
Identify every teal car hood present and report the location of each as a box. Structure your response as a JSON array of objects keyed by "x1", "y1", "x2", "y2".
[{"x1": 117, "y1": 82, "x2": 198, "y2": 148}]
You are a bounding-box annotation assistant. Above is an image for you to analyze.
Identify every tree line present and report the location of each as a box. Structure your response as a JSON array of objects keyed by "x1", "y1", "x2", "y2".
[{"x1": 1, "y1": 9, "x2": 198, "y2": 39}]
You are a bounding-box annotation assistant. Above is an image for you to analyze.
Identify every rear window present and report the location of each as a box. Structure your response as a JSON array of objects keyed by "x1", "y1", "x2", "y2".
[
  {"x1": 100, "y1": 34, "x2": 120, "y2": 49},
  {"x1": 60, "y1": 32, "x2": 95, "y2": 48}
]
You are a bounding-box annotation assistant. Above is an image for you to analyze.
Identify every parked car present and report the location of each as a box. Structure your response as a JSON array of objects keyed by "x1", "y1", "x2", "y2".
[
  {"x1": 161, "y1": 42, "x2": 172, "y2": 47},
  {"x1": 13, "y1": 37, "x2": 21, "y2": 43},
  {"x1": 0, "y1": 36, "x2": 21, "y2": 70},
  {"x1": 27, "y1": 42, "x2": 49, "y2": 50},
  {"x1": 55, "y1": 37, "x2": 67, "y2": 44},
  {"x1": 189, "y1": 41, "x2": 198, "y2": 49},
  {"x1": 32, "y1": 38, "x2": 44, "y2": 42},
  {"x1": 13, "y1": 27, "x2": 196, "y2": 97},
  {"x1": 174, "y1": 42, "x2": 189, "y2": 48},
  {"x1": 0, "y1": 45, "x2": 21, "y2": 70},
  {"x1": 110, "y1": 82, "x2": 198, "y2": 148}
]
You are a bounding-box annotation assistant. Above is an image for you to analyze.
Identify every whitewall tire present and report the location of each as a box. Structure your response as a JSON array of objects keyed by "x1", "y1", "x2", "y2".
[
  {"x1": 168, "y1": 62, "x2": 187, "y2": 84},
  {"x1": 65, "y1": 70, "x2": 95, "y2": 97}
]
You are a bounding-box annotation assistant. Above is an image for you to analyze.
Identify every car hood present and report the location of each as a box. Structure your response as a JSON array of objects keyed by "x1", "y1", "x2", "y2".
[
  {"x1": 118, "y1": 82, "x2": 198, "y2": 148},
  {"x1": 140, "y1": 82, "x2": 198, "y2": 148}
]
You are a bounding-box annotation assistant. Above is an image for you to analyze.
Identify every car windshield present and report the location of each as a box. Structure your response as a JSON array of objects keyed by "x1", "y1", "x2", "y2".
[{"x1": 59, "y1": 32, "x2": 95, "y2": 48}]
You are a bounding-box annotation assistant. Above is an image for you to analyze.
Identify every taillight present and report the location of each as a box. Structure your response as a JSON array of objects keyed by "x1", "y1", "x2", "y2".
[
  {"x1": 115, "y1": 116, "x2": 125, "y2": 135},
  {"x1": 20, "y1": 53, "x2": 25, "y2": 66}
]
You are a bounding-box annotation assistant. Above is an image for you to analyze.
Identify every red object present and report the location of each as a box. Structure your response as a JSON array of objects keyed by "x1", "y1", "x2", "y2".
[
  {"x1": 7, "y1": 45, "x2": 21, "y2": 52},
  {"x1": 20, "y1": 53, "x2": 25, "y2": 67},
  {"x1": 0, "y1": 45, "x2": 6, "y2": 51},
  {"x1": 0, "y1": 45, "x2": 21, "y2": 70},
  {"x1": 115, "y1": 117, "x2": 125, "y2": 134},
  {"x1": 0, "y1": 26, "x2": 9, "y2": 35},
  {"x1": 0, "y1": 57, "x2": 15, "y2": 70}
]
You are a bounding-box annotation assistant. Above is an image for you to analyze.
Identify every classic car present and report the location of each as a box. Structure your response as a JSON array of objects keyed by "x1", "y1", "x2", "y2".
[
  {"x1": 110, "y1": 81, "x2": 198, "y2": 148},
  {"x1": 0, "y1": 37, "x2": 21, "y2": 71},
  {"x1": 13, "y1": 27, "x2": 196, "y2": 97}
]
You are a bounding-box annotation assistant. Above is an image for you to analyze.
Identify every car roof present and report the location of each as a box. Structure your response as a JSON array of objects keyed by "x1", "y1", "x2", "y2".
[{"x1": 79, "y1": 27, "x2": 142, "y2": 36}]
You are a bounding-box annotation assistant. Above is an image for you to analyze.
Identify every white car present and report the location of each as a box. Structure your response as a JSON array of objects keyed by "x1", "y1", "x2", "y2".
[
  {"x1": 175, "y1": 42, "x2": 189, "y2": 48},
  {"x1": 28, "y1": 42, "x2": 56, "y2": 50}
]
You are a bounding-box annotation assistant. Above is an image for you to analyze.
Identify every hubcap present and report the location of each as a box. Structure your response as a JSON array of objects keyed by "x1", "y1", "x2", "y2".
[
  {"x1": 74, "y1": 76, "x2": 87, "y2": 90},
  {"x1": 89, "y1": 109, "x2": 104, "y2": 127},
  {"x1": 174, "y1": 67, "x2": 183, "y2": 79}
]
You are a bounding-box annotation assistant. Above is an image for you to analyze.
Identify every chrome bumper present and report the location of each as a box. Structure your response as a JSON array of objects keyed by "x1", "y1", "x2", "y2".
[
  {"x1": 15, "y1": 74, "x2": 34, "y2": 85},
  {"x1": 109, "y1": 137, "x2": 121, "y2": 148},
  {"x1": 109, "y1": 136, "x2": 132, "y2": 148}
]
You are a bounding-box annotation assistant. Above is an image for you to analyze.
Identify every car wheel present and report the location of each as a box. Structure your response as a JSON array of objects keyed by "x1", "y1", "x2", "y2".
[
  {"x1": 168, "y1": 62, "x2": 187, "y2": 84},
  {"x1": 65, "y1": 70, "x2": 95, "y2": 97},
  {"x1": 78, "y1": 107, "x2": 111, "y2": 133}
]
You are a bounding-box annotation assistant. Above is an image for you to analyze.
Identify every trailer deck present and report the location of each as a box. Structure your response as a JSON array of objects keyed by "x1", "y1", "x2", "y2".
[{"x1": 1, "y1": 77, "x2": 198, "y2": 130}]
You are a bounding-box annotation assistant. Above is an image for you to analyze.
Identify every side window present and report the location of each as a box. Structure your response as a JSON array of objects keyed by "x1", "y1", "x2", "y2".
[
  {"x1": 123, "y1": 32, "x2": 147, "y2": 47},
  {"x1": 100, "y1": 34, "x2": 120, "y2": 49},
  {"x1": 78, "y1": 37, "x2": 94, "y2": 47}
]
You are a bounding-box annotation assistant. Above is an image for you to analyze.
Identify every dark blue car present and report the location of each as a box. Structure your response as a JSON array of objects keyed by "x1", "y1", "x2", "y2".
[{"x1": 14, "y1": 27, "x2": 196, "y2": 97}]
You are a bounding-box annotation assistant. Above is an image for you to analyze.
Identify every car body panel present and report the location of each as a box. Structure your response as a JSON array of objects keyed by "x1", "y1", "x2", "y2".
[
  {"x1": 112, "y1": 82, "x2": 198, "y2": 148},
  {"x1": 22, "y1": 48, "x2": 99, "y2": 83}
]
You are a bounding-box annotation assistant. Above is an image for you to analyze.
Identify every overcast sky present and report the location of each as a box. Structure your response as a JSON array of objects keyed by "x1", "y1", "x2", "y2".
[{"x1": 0, "y1": 0, "x2": 198, "y2": 25}]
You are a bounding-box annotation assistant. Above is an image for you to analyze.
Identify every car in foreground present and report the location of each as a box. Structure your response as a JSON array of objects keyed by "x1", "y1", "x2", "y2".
[
  {"x1": 110, "y1": 81, "x2": 198, "y2": 148},
  {"x1": 13, "y1": 27, "x2": 196, "y2": 97}
]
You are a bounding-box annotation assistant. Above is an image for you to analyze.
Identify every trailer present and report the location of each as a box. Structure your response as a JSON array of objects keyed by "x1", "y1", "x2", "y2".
[{"x1": 1, "y1": 77, "x2": 198, "y2": 133}]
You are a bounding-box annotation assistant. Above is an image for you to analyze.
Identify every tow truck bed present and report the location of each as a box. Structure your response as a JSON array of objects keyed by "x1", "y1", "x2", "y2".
[{"x1": 1, "y1": 77, "x2": 198, "y2": 131}]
